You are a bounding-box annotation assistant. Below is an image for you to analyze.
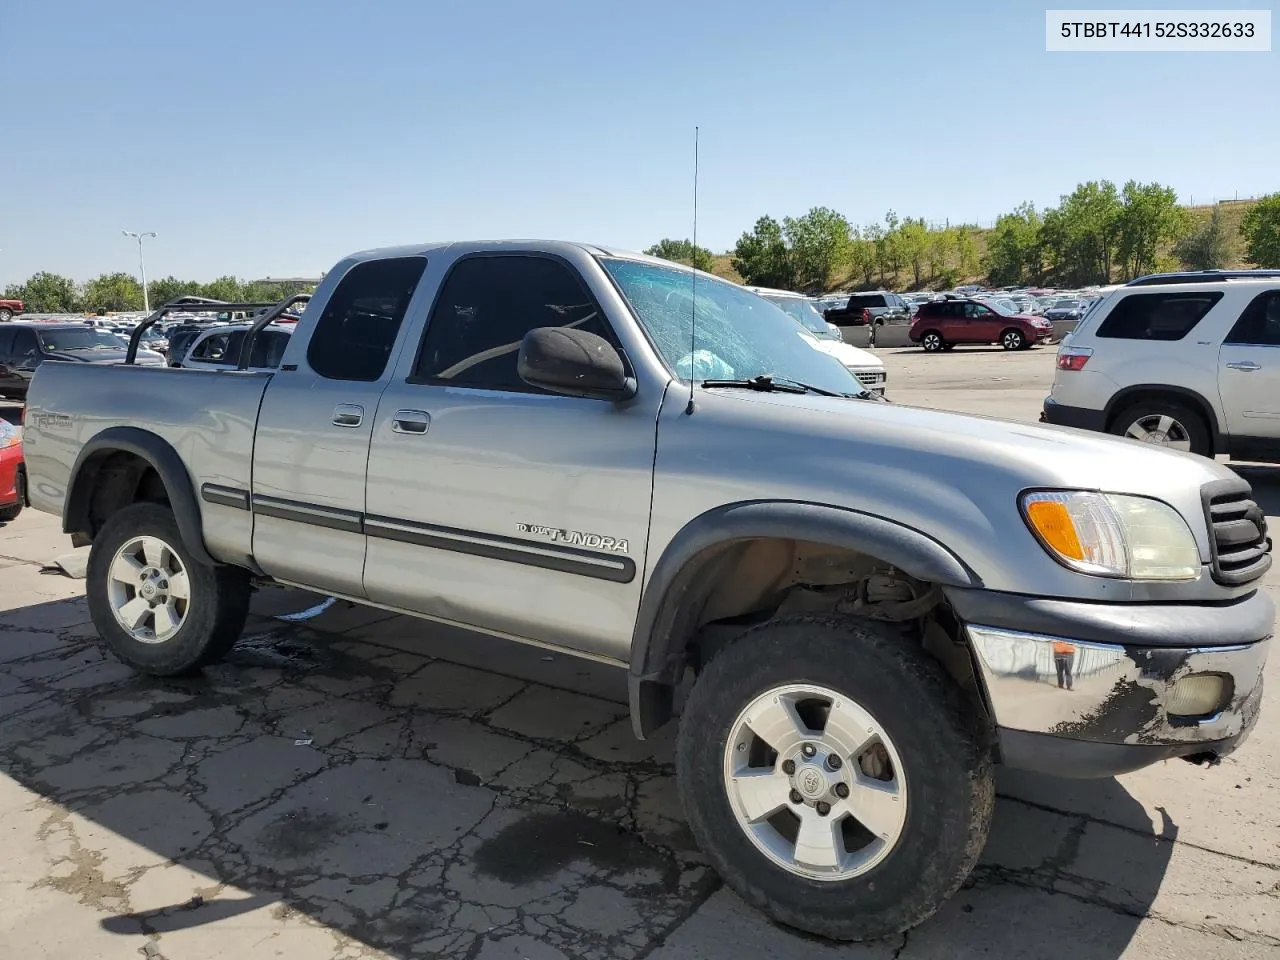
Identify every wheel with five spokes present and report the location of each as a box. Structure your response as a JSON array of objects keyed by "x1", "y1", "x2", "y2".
[
  {"x1": 87, "y1": 502, "x2": 251, "y2": 675},
  {"x1": 677, "y1": 615, "x2": 993, "y2": 941}
]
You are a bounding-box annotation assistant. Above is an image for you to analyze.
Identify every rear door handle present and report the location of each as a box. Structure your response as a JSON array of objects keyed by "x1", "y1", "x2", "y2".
[
  {"x1": 1225, "y1": 361, "x2": 1261, "y2": 372},
  {"x1": 332, "y1": 403, "x2": 364, "y2": 427},
  {"x1": 391, "y1": 410, "x2": 431, "y2": 435}
]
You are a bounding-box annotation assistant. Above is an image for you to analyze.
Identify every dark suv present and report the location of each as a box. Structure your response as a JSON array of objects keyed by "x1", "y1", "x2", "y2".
[
  {"x1": 0, "y1": 323, "x2": 164, "y2": 400},
  {"x1": 908, "y1": 299, "x2": 1053, "y2": 352},
  {"x1": 823, "y1": 292, "x2": 910, "y2": 327}
]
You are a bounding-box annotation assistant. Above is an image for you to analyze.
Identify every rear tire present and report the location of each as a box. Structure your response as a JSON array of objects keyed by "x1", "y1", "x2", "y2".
[
  {"x1": 920, "y1": 331, "x2": 944, "y2": 352},
  {"x1": 677, "y1": 616, "x2": 994, "y2": 941},
  {"x1": 86, "y1": 502, "x2": 251, "y2": 675},
  {"x1": 1109, "y1": 399, "x2": 1212, "y2": 457},
  {"x1": 0, "y1": 308, "x2": 12, "y2": 322}
]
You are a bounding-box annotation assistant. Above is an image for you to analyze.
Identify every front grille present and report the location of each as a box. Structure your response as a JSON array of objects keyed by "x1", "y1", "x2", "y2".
[
  {"x1": 854, "y1": 370, "x2": 886, "y2": 392},
  {"x1": 1203, "y1": 480, "x2": 1271, "y2": 585}
]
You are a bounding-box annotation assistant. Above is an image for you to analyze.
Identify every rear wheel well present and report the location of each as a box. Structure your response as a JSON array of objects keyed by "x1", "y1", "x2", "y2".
[
  {"x1": 637, "y1": 538, "x2": 985, "y2": 731},
  {"x1": 1105, "y1": 388, "x2": 1218, "y2": 452},
  {"x1": 70, "y1": 451, "x2": 171, "y2": 544}
]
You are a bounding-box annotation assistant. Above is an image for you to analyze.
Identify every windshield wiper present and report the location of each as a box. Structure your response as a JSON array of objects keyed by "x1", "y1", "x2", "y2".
[{"x1": 701, "y1": 374, "x2": 846, "y2": 398}]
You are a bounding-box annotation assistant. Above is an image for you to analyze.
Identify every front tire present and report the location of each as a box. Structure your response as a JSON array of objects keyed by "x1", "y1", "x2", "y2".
[
  {"x1": 1000, "y1": 328, "x2": 1025, "y2": 351},
  {"x1": 920, "y1": 331, "x2": 944, "y2": 352},
  {"x1": 86, "y1": 502, "x2": 251, "y2": 675},
  {"x1": 0, "y1": 308, "x2": 11, "y2": 322},
  {"x1": 677, "y1": 616, "x2": 994, "y2": 941}
]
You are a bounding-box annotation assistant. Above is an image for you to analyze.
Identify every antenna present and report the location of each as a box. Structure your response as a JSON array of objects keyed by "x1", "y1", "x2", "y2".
[{"x1": 686, "y1": 125, "x2": 699, "y2": 416}]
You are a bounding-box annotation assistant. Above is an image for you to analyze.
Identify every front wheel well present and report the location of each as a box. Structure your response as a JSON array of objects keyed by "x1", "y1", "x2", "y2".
[{"x1": 631, "y1": 537, "x2": 985, "y2": 737}]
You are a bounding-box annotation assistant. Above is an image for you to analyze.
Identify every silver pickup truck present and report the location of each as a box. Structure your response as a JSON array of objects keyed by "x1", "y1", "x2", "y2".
[{"x1": 21, "y1": 241, "x2": 1274, "y2": 941}]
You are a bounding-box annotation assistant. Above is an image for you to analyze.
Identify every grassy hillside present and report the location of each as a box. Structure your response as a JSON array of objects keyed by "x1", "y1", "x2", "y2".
[{"x1": 709, "y1": 199, "x2": 1259, "y2": 292}]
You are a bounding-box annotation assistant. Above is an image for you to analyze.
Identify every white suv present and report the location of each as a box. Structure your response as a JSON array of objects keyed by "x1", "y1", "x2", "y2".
[
  {"x1": 745, "y1": 287, "x2": 888, "y2": 395},
  {"x1": 1043, "y1": 274, "x2": 1280, "y2": 462}
]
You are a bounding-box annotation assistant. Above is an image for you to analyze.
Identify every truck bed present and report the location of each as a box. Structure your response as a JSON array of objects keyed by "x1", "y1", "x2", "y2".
[{"x1": 23, "y1": 362, "x2": 272, "y2": 566}]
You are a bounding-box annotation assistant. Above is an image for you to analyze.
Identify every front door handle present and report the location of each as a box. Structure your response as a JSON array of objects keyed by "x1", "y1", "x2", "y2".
[
  {"x1": 1225, "y1": 361, "x2": 1261, "y2": 372},
  {"x1": 391, "y1": 409, "x2": 431, "y2": 435},
  {"x1": 332, "y1": 403, "x2": 364, "y2": 427}
]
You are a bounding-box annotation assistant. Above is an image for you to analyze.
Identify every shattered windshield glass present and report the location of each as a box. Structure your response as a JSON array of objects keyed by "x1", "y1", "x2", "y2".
[{"x1": 600, "y1": 258, "x2": 860, "y2": 393}]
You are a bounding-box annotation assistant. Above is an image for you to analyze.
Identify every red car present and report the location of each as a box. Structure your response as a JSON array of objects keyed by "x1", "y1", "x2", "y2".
[
  {"x1": 908, "y1": 298, "x2": 1053, "y2": 352},
  {"x1": 0, "y1": 299, "x2": 23, "y2": 322},
  {"x1": 0, "y1": 418, "x2": 23, "y2": 522}
]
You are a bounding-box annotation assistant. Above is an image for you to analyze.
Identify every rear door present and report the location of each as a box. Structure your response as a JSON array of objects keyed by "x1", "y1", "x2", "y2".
[
  {"x1": 250, "y1": 256, "x2": 429, "y2": 597},
  {"x1": 1218, "y1": 289, "x2": 1280, "y2": 445}
]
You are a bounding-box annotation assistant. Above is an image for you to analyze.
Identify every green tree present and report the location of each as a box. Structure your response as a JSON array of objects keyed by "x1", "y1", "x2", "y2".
[
  {"x1": 848, "y1": 231, "x2": 876, "y2": 286},
  {"x1": 644, "y1": 238, "x2": 716, "y2": 272},
  {"x1": 1241, "y1": 193, "x2": 1280, "y2": 268},
  {"x1": 1041, "y1": 181, "x2": 1123, "y2": 285},
  {"x1": 985, "y1": 203, "x2": 1043, "y2": 285},
  {"x1": 731, "y1": 216, "x2": 794, "y2": 288},
  {"x1": 4, "y1": 272, "x2": 82, "y2": 313},
  {"x1": 926, "y1": 229, "x2": 953, "y2": 284},
  {"x1": 865, "y1": 223, "x2": 888, "y2": 286},
  {"x1": 895, "y1": 218, "x2": 929, "y2": 288},
  {"x1": 882, "y1": 211, "x2": 903, "y2": 283},
  {"x1": 783, "y1": 207, "x2": 851, "y2": 292},
  {"x1": 242, "y1": 279, "x2": 316, "y2": 303},
  {"x1": 1175, "y1": 206, "x2": 1237, "y2": 270},
  {"x1": 1116, "y1": 180, "x2": 1191, "y2": 279},
  {"x1": 81, "y1": 273, "x2": 143, "y2": 312},
  {"x1": 148, "y1": 276, "x2": 205, "y2": 307},
  {"x1": 200, "y1": 276, "x2": 243, "y2": 302},
  {"x1": 953, "y1": 227, "x2": 980, "y2": 277}
]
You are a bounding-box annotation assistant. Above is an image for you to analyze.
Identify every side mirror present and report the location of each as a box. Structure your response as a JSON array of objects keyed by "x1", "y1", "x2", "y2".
[{"x1": 517, "y1": 327, "x2": 635, "y2": 401}]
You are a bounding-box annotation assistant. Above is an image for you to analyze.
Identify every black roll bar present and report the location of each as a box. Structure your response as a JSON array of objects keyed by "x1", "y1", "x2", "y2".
[{"x1": 124, "y1": 295, "x2": 311, "y2": 366}]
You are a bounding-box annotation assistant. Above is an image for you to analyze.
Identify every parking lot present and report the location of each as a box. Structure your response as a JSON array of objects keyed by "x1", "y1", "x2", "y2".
[{"x1": 1, "y1": 345, "x2": 1276, "y2": 960}]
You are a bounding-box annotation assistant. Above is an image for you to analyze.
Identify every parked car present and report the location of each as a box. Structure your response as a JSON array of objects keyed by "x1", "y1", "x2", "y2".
[
  {"x1": 138, "y1": 327, "x2": 170, "y2": 356},
  {"x1": 823, "y1": 291, "x2": 910, "y2": 327},
  {"x1": 22, "y1": 241, "x2": 1272, "y2": 942},
  {"x1": 175, "y1": 323, "x2": 294, "y2": 372},
  {"x1": 1043, "y1": 278, "x2": 1280, "y2": 463},
  {"x1": 909, "y1": 298, "x2": 1053, "y2": 351},
  {"x1": 0, "y1": 299, "x2": 24, "y2": 322},
  {"x1": 0, "y1": 322, "x2": 165, "y2": 400},
  {"x1": 0, "y1": 418, "x2": 24, "y2": 522},
  {"x1": 746, "y1": 287, "x2": 887, "y2": 395},
  {"x1": 1044, "y1": 299, "x2": 1086, "y2": 322}
]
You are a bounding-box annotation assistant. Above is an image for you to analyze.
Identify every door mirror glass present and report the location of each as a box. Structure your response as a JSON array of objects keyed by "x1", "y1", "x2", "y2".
[{"x1": 517, "y1": 327, "x2": 635, "y2": 400}]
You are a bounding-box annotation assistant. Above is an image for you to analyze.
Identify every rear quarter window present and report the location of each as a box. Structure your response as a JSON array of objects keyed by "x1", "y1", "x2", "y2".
[{"x1": 1095, "y1": 292, "x2": 1223, "y2": 341}]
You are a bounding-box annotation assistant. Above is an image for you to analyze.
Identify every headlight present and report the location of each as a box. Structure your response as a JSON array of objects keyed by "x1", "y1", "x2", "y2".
[{"x1": 1020, "y1": 490, "x2": 1200, "y2": 580}]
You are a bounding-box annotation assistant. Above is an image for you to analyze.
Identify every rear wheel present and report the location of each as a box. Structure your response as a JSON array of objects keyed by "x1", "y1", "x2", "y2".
[
  {"x1": 1110, "y1": 400, "x2": 1212, "y2": 457},
  {"x1": 1000, "y1": 328, "x2": 1026, "y2": 351},
  {"x1": 920, "y1": 331, "x2": 944, "y2": 352},
  {"x1": 86, "y1": 502, "x2": 251, "y2": 675},
  {"x1": 677, "y1": 616, "x2": 994, "y2": 941},
  {"x1": 0, "y1": 308, "x2": 11, "y2": 322}
]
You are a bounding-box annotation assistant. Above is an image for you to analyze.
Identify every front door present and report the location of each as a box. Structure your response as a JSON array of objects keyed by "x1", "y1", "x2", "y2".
[
  {"x1": 250, "y1": 256, "x2": 429, "y2": 597},
  {"x1": 1218, "y1": 289, "x2": 1280, "y2": 447},
  {"x1": 363, "y1": 251, "x2": 660, "y2": 662},
  {"x1": 963, "y1": 302, "x2": 1002, "y2": 341}
]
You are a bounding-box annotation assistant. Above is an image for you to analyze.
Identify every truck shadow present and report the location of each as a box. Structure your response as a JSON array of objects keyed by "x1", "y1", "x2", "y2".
[{"x1": 0, "y1": 593, "x2": 1176, "y2": 959}]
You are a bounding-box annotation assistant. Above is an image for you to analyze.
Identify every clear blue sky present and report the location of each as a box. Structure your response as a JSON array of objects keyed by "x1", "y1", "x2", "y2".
[{"x1": 2, "y1": 0, "x2": 1276, "y2": 286}]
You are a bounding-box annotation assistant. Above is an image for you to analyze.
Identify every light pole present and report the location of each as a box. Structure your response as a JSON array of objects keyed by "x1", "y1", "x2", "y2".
[{"x1": 122, "y1": 230, "x2": 157, "y2": 312}]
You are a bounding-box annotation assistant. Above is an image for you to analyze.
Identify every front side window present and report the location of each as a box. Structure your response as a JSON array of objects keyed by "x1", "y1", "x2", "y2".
[
  {"x1": 963, "y1": 303, "x2": 991, "y2": 318},
  {"x1": 12, "y1": 328, "x2": 38, "y2": 355},
  {"x1": 1224, "y1": 291, "x2": 1280, "y2": 346},
  {"x1": 413, "y1": 255, "x2": 618, "y2": 391},
  {"x1": 1096, "y1": 292, "x2": 1223, "y2": 341},
  {"x1": 601, "y1": 258, "x2": 860, "y2": 393},
  {"x1": 307, "y1": 256, "x2": 427, "y2": 382}
]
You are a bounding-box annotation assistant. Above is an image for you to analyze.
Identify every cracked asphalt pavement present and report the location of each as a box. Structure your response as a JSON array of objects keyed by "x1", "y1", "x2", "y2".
[{"x1": 2, "y1": 349, "x2": 1278, "y2": 959}]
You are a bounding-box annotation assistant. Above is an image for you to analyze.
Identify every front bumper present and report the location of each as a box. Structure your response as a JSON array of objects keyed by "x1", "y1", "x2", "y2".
[
  {"x1": 949, "y1": 588, "x2": 1273, "y2": 778},
  {"x1": 0, "y1": 447, "x2": 22, "y2": 508}
]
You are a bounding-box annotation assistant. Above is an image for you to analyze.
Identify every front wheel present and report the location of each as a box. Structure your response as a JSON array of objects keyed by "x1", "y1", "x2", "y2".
[
  {"x1": 0, "y1": 308, "x2": 11, "y2": 322},
  {"x1": 86, "y1": 502, "x2": 251, "y2": 675},
  {"x1": 677, "y1": 616, "x2": 994, "y2": 941},
  {"x1": 920, "y1": 331, "x2": 944, "y2": 352},
  {"x1": 1000, "y1": 328, "x2": 1026, "y2": 351}
]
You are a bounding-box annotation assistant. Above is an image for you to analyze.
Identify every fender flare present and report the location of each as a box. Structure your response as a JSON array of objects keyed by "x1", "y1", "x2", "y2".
[
  {"x1": 627, "y1": 500, "x2": 980, "y2": 738},
  {"x1": 64, "y1": 426, "x2": 215, "y2": 566}
]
